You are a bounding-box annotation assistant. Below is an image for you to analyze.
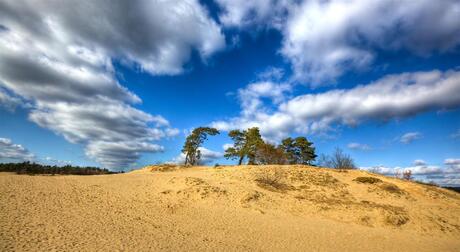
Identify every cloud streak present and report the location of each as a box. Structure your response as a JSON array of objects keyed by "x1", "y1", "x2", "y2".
[
  {"x1": 347, "y1": 143, "x2": 372, "y2": 151},
  {"x1": 400, "y1": 132, "x2": 422, "y2": 144},
  {"x1": 212, "y1": 70, "x2": 460, "y2": 141}
]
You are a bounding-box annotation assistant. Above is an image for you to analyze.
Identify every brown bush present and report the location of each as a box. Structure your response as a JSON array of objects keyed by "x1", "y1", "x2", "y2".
[
  {"x1": 380, "y1": 183, "x2": 403, "y2": 194},
  {"x1": 402, "y1": 170, "x2": 413, "y2": 180},
  {"x1": 254, "y1": 166, "x2": 292, "y2": 192},
  {"x1": 353, "y1": 177, "x2": 383, "y2": 184}
]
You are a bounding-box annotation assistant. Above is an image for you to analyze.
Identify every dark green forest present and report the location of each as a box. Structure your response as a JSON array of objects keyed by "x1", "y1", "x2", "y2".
[{"x1": 0, "y1": 162, "x2": 119, "y2": 175}]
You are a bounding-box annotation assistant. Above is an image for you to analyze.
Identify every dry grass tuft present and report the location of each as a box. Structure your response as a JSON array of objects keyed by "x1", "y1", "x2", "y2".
[
  {"x1": 379, "y1": 182, "x2": 403, "y2": 194},
  {"x1": 254, "y1": 166, "x2": 293, "y2": 192},
  {"x1": 148, "y1": 164, "x2": 188, "y2": 172},
  {"x1": 241, "y1": 190, "x2": 263, "y2": 204},
  {"x1": 385, "y1": 213, "x2": 410, "y2": 226},
  {"x1": 353, "y1": 176, "x2": 382, "y2": 184}
]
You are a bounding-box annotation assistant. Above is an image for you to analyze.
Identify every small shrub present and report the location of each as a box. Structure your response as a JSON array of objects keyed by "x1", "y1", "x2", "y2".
[
  {"x1": 402, "y1": 170, "x2": 412, "y2": 180},
  {"x1": 353, "y1": 176, "x2": 382, "y2": 184},
  {"x1": 254, "y1": 167, "x2": 291, "y2": 192},
  {"x1": 385, "y1": 213, "x2": 409, "y2": 226},
  {"x1": 380, "y1": 183, "x2": 403, "y2": 194},
  {"x1": 149, "y1": 164, "x2": 183, "y2": 172}
]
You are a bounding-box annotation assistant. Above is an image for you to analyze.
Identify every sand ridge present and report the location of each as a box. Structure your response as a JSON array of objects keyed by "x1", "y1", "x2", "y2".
[{"x1": 1, "y1": 165, "x2": 460, "y2": 251}]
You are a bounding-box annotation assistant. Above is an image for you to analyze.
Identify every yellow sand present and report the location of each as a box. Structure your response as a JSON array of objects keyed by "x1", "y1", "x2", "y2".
[{"x1": 1, "y1": 165, "x2": 460, "y2": 251}]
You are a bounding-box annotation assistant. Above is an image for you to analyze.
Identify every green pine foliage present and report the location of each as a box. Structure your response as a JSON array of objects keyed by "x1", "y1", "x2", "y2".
[
  {"x1": 224, "y1": 127, "x2": 317, "y2": 165},
  {"x1": 182, "y1": 127, "x2": 220, "y2": 166}
]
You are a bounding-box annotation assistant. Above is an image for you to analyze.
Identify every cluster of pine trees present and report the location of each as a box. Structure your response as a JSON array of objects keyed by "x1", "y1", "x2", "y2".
[
  {"x1": 182, "y1": 127, "x2": 317, "y2": 166},
  {"x1": 1, "y1": 127, "x2": 354, "y2": 173},
  {"x1": 0, "y1": 162, "x2": 118, "y2": 175}
]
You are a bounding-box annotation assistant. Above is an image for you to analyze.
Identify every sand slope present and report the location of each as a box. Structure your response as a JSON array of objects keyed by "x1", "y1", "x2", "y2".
[{"x1": 1, "y1": 165, "x2": 460, "y2": 251}]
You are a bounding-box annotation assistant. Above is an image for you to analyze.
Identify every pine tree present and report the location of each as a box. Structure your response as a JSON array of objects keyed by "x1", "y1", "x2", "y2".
[
  {"x1": 224, "y1": 127, "x2": 264, "y2": 165},
  {"x1": 182, "y1": 127, "x2": 220, "y2": 166},
  {"x1": 280, "y1": 136, "x2": 317, "y2": 165}
]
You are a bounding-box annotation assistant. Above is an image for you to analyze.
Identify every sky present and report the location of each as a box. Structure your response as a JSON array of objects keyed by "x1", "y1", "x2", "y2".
[{"x1": 0, "y1": 0, "x2": 459, "y2": 185}]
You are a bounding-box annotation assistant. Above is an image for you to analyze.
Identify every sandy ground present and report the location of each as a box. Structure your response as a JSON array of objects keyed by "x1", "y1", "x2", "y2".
[{"x1": 1, "y1": 165, "x2": 460, "y2": 251}]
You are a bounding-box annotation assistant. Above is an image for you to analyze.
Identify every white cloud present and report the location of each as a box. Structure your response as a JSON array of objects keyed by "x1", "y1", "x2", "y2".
[
  {"x1": 413, "y1": 159, "x2": 427, "y2": 166},
  {"x1": 85, "y1": 141, "x2": 164, "y2": 169},
  {"x1": 363, "y1": 164, "x2": 443, "y2": 176},
  {"x1": 170, "y1": 147, "x2": 223, "y2": 165},
  {"x1": 0, "y1": 0, "x2": 223, "y2": 169},
  {"x1": 445, "y1": 159, "x2": 460, "y2": 170},
  {"x1": 362, "y1": 158, "x2": 460, "y2": 186},
  {"x1": 238, "y1": 81, "x2": 292, "y2": 117},
  {"x1": 213, "y1": 70, "x2": 460, "y2": 141},
  {"x1": 0, "y1": 88, "x2": 21, "y2": 111},
  {"x1": 347, "y1": 142, "x2": 371, "y2": 151},
  {"x1": 445, "y1": 159, "x2": 460, "y2": 165},
  {"x1": 222, "y1": 143, "x2": 233, "y2": 151},
  {"x1": 216, "y1": 0, "x2": 460, "y2": 83},
  {"x1": 42, "y1": 156, "x2": 72, "y2": 166},
  {"x1": 216, "y1": 0, "x2": 290, "y2": 29},
  {"x1": 400, "y1": 132, "x2": 422, "y2": 144},
  {"x1": 0, "y1": 138, "x2": 35, "y2": 161},
  {"x1": 0, "y1": 0, "x2": 225, "y2": 75}
]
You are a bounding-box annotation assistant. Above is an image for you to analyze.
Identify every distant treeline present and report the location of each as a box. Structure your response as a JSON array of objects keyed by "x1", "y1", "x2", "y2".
[
  {"x1": 0, "y1": 162, "x2": 119, "y2": 175},
  {"x1": 445, "y1": 187, "x2": 460, "y2": 193}
]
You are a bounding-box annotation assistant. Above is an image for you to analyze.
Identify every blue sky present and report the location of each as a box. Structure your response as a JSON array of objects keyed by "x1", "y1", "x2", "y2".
[{"x1": 0, "y1": 0, "x2": 459, "y2": 185}]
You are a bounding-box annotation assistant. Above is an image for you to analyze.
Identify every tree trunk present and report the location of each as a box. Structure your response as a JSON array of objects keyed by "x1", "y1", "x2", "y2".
[{"x1": 238, "y1": 156, "x2": 244, "y2": 165}]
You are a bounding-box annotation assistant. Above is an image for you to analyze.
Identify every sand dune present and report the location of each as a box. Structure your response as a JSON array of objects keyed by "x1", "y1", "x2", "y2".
[{"x1": 1, "y1": 165, "x2": 460, "y2": 251}]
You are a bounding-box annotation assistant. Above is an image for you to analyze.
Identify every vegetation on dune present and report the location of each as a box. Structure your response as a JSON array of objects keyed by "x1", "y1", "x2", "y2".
[
  {"x1": 224, "y1": 127, "x2": 264, "y2": 165},
  {"x1": 0, "y1": 161, "x2": 117, "y2": 175},
  {"x1": 223, "y1": 127, "x2": 317, "y2": 165},
  {"x1": 279, "y1": 137, "x2": 317, "y2": 165},
  {"x1": 318, "y1": 148, "x2": 357, "y2": 169},
  {"x1": 254, "y1": 142, "x2": 288, "y2": 165},
  {"x1": 182, "y1": 127, "x2": 220, "y2": 166},
  {"x1": 354, "y1": 177, "x2": 383, "y2": 184}
]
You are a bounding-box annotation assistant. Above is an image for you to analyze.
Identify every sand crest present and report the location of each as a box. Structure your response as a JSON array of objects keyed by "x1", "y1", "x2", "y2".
[{"x1": 1, "y1": 165, "x2": 459, "y2": 251}]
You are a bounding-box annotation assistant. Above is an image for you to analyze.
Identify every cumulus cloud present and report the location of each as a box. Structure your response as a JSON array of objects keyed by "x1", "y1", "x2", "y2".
[
  {"x1": 347, "y1": 143, "x2": 371, "y2": 151},
  {"x1": 238, "y1": 81, "x2": 292, "y2": 116},
  {"x1": 0, "y1": 0, "x2": 227, "y2": 169},
  {"x1": 363, "y1": 164, "x2": 443, "y2": 176},
  {"x1": 0, "y1": 0, "x2": 225, "y2": 75},
  {"x1": 362, "y1": 158, "x2": 460, "y2": 186},
  {"x1": 413, "y1": 159, "x2": 427, "y2": 166},
  {"x1": 445, "y1": 158, "x2": 460, "y2": 169},
  {"x1": 212, "y1": 70, "x2": 460, "y2": 141},
  {"x1": 216, "y1": 0, "x2": 460, "y2": 83},
  {"x1": 170, "y1": 147, "x2": 223, "y2": 165},
  {"x1": 0, "y1": 138, "x2": 34, "y2": 161}
]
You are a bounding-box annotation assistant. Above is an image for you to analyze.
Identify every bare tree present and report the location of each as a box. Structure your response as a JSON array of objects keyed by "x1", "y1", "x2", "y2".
[
  {"x1": 318, "y1": 148, "x2": 356, "y2": 169},
  {"x1": 402, "y1": 170, "x2": 412, "y2": 180}
]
